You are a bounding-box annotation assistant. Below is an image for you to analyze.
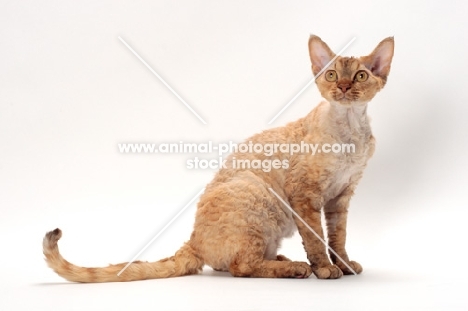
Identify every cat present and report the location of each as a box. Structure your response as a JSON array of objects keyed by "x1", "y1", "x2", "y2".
[{"x1": 43, "y1": 35, "x2": 394, "y2": 282}]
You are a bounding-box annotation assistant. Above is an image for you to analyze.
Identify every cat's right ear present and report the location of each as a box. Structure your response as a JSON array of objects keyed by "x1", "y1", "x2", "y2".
[
  {"x1": 360, "y1": 37, "x2": 394, "y2": 80},
  {"x1": 308, "y1": 35, "x2": 336, "y2": 76}
]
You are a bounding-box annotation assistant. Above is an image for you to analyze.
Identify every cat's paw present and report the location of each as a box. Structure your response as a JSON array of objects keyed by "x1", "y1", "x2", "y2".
[
  {"x1": 338, "y1": 260, "x2": 363, "y2": 275},
  {"x1": 313, "y1": 264, "x2": 343, "y2": 279},
  {"x1": 276, "y1": 254, "x2": 292, "y2": 262},
  {"x1": 213, "y1": 267, "x2": 228, "y2": 272},
  {"x1": 291, "y1": 262, "x2": 313, "y2": 279}
]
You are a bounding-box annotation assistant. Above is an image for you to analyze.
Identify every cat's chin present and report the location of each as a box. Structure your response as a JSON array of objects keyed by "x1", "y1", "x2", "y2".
[
  {"x1": 334, "y1": 94, "x2": 367, "y2": 105},
  {"x1": 329, "y1": 99, "x2": 368, "y2": 107}
]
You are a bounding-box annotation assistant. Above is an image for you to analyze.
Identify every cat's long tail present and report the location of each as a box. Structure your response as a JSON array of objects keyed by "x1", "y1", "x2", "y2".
[{"x1": 42, "y1": 228, "x2": 204, "y2": 283}]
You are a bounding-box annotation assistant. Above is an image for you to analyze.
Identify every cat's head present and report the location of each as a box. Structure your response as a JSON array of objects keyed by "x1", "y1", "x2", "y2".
[{"x1": 308, "y1": 35, "x2": 394, "y2": 106}]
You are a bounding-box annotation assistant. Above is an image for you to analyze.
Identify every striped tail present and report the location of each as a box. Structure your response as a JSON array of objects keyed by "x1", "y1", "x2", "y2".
[{"x1": 43, "y1": 228, "x2": 204, "y2": 283}]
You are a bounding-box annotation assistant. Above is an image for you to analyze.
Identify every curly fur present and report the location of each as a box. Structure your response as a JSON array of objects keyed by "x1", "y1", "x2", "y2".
[{"x1": 43, "y1": 35, "x2": 394, "y2": 282}]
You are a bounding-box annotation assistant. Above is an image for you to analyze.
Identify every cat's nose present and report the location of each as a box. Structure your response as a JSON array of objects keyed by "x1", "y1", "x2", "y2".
[{"x1": 337, "y1": 81, "x2": 352, "y2": 93}]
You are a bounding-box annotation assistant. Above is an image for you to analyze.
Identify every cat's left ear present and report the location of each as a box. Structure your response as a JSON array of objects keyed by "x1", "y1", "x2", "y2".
[
  {"x1": 360, "y1": 37, "x2": 394, "y2": 80},
  {"x1": 308, "y1": 35, "x2": 336, "y2": 76}
]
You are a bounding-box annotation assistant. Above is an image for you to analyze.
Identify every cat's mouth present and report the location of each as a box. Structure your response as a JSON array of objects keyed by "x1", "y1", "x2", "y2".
[{"x1": 333, "y1": 90, "x2": 361, "y2": 104}]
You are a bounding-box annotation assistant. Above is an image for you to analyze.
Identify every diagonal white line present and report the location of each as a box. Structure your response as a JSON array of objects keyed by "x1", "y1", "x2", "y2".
[
  {"x1": 268, "y1": 37, "x2": 356, "y2": 125},
  {"x1": 118, "y1": 36, "x2": 207, "y2": 125},
  {"x1": 268, "y1": 187, "x2": 357, "y2": 275},
  {"x1": 117, "y1": 188, "x2": 205, "y2": 276}
]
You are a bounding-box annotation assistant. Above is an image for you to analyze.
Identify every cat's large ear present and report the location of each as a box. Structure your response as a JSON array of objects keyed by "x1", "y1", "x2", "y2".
[
  {"x1": 308, "y1": 35, "x2": 336, "y2": 76},
  {"x1": 360, "y1": 37, "x2": 394, "y2": 80}
]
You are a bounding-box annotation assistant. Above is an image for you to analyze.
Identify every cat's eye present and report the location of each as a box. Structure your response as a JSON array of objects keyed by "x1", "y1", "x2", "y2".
[
  {"x1": 355, "y1": 71, "x2": 368, "y2": 82},
  {"x1": 325, "y1": 70, "x2": 337, "y2": 82}
]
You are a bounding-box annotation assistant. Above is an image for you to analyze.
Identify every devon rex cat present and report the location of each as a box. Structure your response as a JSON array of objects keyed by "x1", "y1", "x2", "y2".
[{"x1": 43, "y1": 35, "x2": 394, "y2": 282}]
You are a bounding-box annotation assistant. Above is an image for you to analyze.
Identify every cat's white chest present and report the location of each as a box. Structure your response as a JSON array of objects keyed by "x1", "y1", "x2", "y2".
[
  {"x1": 325, "y1": 136, "x2": 372, "y2": 200},
  {"x1": 326, "y1": 162, "x2": 359, "y2": 200},
  {"x1": 322, "y1": 104, "x2": 374, "y2": 199}
]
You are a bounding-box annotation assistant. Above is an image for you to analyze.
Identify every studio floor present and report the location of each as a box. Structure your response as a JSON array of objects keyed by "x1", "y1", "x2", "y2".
[{"x1": 4, "y1": 266, "x2": 465, "y2": 310}]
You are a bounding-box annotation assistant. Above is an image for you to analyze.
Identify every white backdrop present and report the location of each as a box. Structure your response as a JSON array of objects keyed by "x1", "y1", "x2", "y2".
[{"x1": 1, "y1": 0, "x2": 467, "y2": 310}]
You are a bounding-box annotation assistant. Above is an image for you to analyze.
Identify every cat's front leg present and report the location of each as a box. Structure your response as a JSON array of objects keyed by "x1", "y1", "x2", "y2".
[
  {"x1": 290, "y1": 195, "x2": 343, "y2": 279},
  {"x1": 324, "y1": 186, "x2": 363, "y2": 275}
]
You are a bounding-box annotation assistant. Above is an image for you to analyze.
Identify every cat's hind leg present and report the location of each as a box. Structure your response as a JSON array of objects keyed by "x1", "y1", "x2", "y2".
[
  {"x1": 228, "y1": 237, "x2": 311, "y2": 278},
  {"x1": 229, "y1": 254, "x2": 311, "y2": 278}
]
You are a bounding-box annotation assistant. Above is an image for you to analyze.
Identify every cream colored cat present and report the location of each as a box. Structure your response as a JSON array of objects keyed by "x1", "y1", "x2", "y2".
[{"x1": 43, "y1": 35, "x2": 394, "y2": 282}]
